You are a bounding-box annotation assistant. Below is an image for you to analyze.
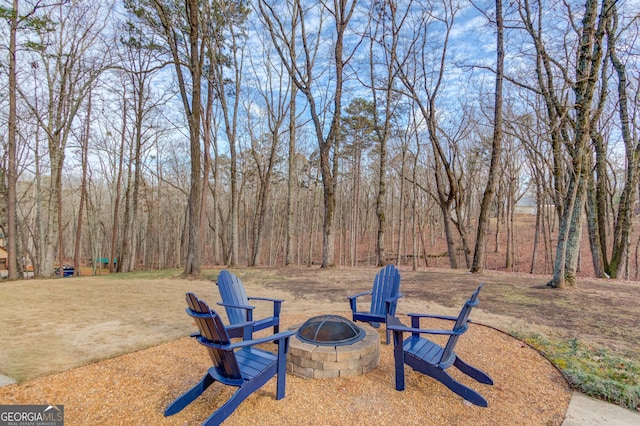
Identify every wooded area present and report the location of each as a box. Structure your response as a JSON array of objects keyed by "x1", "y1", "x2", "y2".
[{"x1": 0, "y1": 0, "x2": 638, "y2": 286}]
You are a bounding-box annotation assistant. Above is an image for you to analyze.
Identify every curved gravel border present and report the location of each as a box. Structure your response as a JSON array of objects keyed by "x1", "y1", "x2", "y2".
[{"x1": 0, "y1": 313, "x2": 571, "y2": 425}]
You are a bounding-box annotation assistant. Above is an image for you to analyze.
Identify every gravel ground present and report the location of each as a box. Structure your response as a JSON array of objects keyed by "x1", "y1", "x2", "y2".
[{"x1": 0, "y1": 313, "x2": 571, "y2": 425}]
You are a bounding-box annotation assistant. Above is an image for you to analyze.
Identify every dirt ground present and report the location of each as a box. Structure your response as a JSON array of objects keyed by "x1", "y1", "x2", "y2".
[{"x1": 1, "y1": 265, "x2": 636, "y2": 424}]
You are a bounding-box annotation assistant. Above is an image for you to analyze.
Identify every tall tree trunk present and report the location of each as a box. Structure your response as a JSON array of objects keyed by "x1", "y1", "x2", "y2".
[
  {"x1": 151, "y1": 0, "x2": 205, "y2": 275},
  {"x1": 351, "y1": 149, "x2": 362, "y2": 266},
  {"x1": 200, "y1": 57, "x2": 215, "y2": 267},
  {"x1": 375, "y1": 141, "x2": 387, "y2": 267},
  {"x1": 34, "y1": 118, "x2": 43, "y2": 276},
  {"x1": 505, "y1": 180, "x2": 514, "y2": 269},
  {"x1": 119, "y1": 134, "x2": 135, "y2": 272},
  {"x1": 284, "y1": 4, "x2": 299, "y2": 267},
  {"x1": 212, "y1": 20, "x2": 242, "y2": 267},
  {"x1": 369, "y1": 2, "x2": 399, "y2": 268},
  {"x1": 285, "y1": 76, "x2": 297, "y2": 266},
  {"x1": 530, "y1": 185, "x2": 542, "y2": 274},
  {"x1": 605, "y1": 3, "x2": 640, "y2": 278},
  {"x1": 396, "y1": 144, "x2": 407, "y2": 265},
  {"x1": 249, "y1": 130, "x2": 279, "y2": 266},
  {"x1": 563, "y1": 176, "x2": 586, "y2": 283},
  {"x1": 183, "y1": 0, "x2": 203, "y2": 275},
  {"x1": 585, "y1": 154, "x2": 606, "y2": 277},
  {"x1": 548, "y1": 0, "x2": 612, "y2": 288},
  {"x1": 73, "y1": 88, "x2": 92, "y2": 275},
  {"x1": 6, "y1": 0, "x2": 19, "y2": 279},
  {"x1": 110, "y1": 93, "x2": 127, "y2": 273},
  {"x1": 471, "y1": 0, "x2": 504, "y2": 273},
  {"x1": 440, "y1": 203, "x2": 458, "y2": 269}
]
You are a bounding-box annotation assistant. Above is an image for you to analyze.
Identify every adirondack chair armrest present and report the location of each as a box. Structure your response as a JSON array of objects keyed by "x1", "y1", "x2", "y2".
[
  {"x1": 199, "y1": 330, "x2": 296, "y2": 351},
  {"x1": 386, "y1": 314, "x2": 403, "y2": 327},
  {"x1": 247, "y1": 296, "x2": 284, "y2": 303},
  {"x1": 406, "y1": 312, "x2": 458, "y2": 321},
  {"x1": 217, "y1": 301, "x2": 256, "y2": 311},
  {"x1": 189, "y1": 311, "x2": 255, "y2": 325},
  {"x1": 247, "y1": 297, "x2": 284, "y2": 317},
  {"x1": 225, "y1": 320, "x2": 256, "y2": 340},
  {"x1": 383, "y1": 293, "x2": 403, "y2": 315},
  {"x1": 387, "y1": 324, "x2": 463, "y2": 336},
  {"x1": 384, "y1": 292, "x2": 403, "y2": 303},
  {"x1": 386, "y1": 314, "x2": 463, "y2": 336},
  {"x1": 228, "y1": 330, "x2": 296, "y2": 349},
  {"x1": 347, "y1": 291, "x2": 372, "y2": 301},
  {"x1": 348, "y1": 291, "x2": 372, "y2": 312}
]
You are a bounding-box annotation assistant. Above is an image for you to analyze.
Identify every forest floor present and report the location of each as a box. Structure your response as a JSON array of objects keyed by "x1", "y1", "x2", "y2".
[{"x1": 0, "y1": 266, "x2": 638, "y2": 424}]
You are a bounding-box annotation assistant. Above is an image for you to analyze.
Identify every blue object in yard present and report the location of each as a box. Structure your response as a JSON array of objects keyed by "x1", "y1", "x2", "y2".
[
  {"x1": 164, "y1": 292, "x2": 294, "y2": 425},
  {"x1": 216, "y1": 269, "x2": 283, "y2": 340},
  {"x1": 348, "y1": 264, "x2": 403, "y2": 344},
  {"x1": 55, "y1": 265, "x2": 75, "y2": 277},
  {"x1": 95, "y1": 257, "x2": 116, "y2": 267},
  {"x1": 387, "y1": 284, "x2": 494, "y2": 407}
]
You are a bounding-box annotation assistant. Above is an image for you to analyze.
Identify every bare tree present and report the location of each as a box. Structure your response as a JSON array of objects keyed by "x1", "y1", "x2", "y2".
[
  {"x1": 2, "y1": 0, "x2": 65, "y2": 279},
  {"x1": 4, "y1": 0, "x2": 21, "y2": 279},
  {"x1": 284, "y1": 3, "x2": 299, "y2": 266},
  {"x1": 259, "y1": 0, "x2": 357, "y2": 268},
  {"x1": 367, "y1": 0, "x2": 405, "y2": 267},
  {"x1": 342, "y1": 98, "x2": 375, "y2": 266},
  {"x1": 115, "y1": 12, "x2": 167, "y2": 272},
  {"x1": 394, "y1": 0, "x2": 466, "y2": 268},
  {"x1": 586, "y1": 2, "x2": 640, "y2": 279},
  {"x1": 130, "y1": 0, "x2": 230, "y2": 275},
  {"x1": 244, "y1": 43, "x2": 289, "y2": 266},
  {"x1": 19, "y1": 0, "x2": 110, "y2": 277},
  {"x1": 517, "y1": 0, "x2": 614, "y2": 287},
  {"x1": 471, "y1": 0, "x2": 504, "y2": 273},
  {"x1": 208, "y1": 1, "x2": 249, "y2": 267},
  {"x1": 72, "y1": 86, "x2": 91, "y2": 275}
]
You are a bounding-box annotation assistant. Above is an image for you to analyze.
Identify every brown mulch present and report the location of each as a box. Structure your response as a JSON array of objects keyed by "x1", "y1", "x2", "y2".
[{"x1": 0, "y1": 314, "x2": 571, "y2": 425}]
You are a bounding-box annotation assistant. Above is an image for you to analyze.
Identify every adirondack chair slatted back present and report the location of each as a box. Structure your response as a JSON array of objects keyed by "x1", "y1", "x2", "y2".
[
  {"x1": 370, "y1": 264, "x2": 401, "y2": 316},
  {"x1": 440, "y1": 284, "x2": 483, "y2": 364},
  {"x1": 185, "y1": 292, "x2": 242, "y2": 380},
  {"x1": 217, "y1": 270, "x2": 251, "y2": 325}
]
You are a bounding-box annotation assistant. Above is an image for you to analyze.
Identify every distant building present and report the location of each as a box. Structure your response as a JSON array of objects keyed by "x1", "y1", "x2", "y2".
[
  {"x1": 515, "y1": 194, "x2": 537, "y2": 215},
  {"x1": 0, "y1": 246, "x2": 7, "y2": 271}
]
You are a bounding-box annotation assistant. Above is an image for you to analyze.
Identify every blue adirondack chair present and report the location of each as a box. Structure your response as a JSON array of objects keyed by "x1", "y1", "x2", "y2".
[
  {"x1": 164, "y1": 292, "x2": 294, "y2": 425},
  {"x1": 347, "y1": 264, "x2": 402, "y2": 344},
  {"x1": 387, "y1": 284, "x2": 494, "y2": 407},
  {"x1": 216, "y1": 269, "x2": 283, "y2": 339}
]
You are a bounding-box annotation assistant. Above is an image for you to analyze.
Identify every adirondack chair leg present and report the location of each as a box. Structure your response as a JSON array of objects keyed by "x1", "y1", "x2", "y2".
[
  {"x1": 203, "y1": 364, "x2": 280, "y2": 425},
  {"x1": 453, "y1": 356, "x2": 494, "y2": 385},
  {"x1": 201, "y1": 384, "x2": 255, "y2": 426},
  {"x1": 164, "y1": 372, "x2": 215, "y2": 416},
  {"x1": 392, "y1": 331, "x2": 406, "y2": 391},
  {"x1": 275, "y1": 338, "x2": 288, "y2": 400},
  {"x1": 425, "y1": 365, "x2": 488, "y2": 407}
]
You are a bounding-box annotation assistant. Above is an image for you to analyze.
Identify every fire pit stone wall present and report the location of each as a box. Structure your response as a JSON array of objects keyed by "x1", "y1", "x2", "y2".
[{"x1": 287, "y1": 322, "x2": 380, "y2": 379}]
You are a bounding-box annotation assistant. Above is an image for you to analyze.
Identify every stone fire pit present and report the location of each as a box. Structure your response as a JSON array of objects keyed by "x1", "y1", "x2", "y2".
[{"x1": 287, "y1": 315, "x2": 380, "y2": 379}]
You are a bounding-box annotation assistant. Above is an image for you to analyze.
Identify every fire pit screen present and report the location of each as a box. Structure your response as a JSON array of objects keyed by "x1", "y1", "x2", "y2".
[{"x1": 296, "y1": 315, "x2": 365, "y2": 346}]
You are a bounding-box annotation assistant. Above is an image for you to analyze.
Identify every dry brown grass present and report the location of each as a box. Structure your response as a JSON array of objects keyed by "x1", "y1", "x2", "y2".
[{"x1": 0, "y1": 275, "x2": 218, "y2": 381}]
